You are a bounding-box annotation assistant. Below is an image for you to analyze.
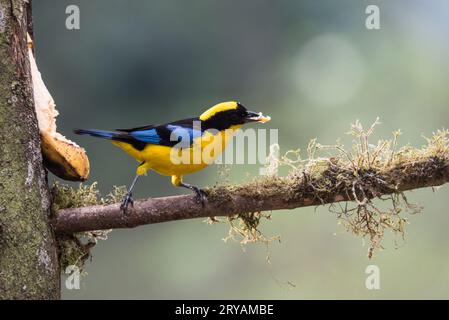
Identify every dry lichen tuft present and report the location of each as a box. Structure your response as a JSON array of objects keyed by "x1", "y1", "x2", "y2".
[
  {"x1": 209, "y1": 120, "x2": 449, "y2": 258},
  {"x1": 51, "y1": 182, "x2": 127, "y2": 272},
  {"x1": 50, "y1": 121, "x2": 449, "y2": 262}
]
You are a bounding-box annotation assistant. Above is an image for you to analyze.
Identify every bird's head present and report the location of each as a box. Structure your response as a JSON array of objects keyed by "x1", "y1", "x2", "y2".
[{"x1": 199, "y1": 101, "x2": 270, "y2": 130}]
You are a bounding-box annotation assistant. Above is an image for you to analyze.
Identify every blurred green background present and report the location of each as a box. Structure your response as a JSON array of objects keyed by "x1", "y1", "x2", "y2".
[{"x1": 34, "y1": 0, "x2": 449, "y2": 299}]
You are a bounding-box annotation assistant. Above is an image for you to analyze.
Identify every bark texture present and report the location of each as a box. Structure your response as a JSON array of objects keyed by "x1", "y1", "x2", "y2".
[
  {"x1": 52, "y1": 157, "x2": 449, "y2": 234},
  {"x1": 0, "y1": 0, "x2": 59, "y2": 299}
]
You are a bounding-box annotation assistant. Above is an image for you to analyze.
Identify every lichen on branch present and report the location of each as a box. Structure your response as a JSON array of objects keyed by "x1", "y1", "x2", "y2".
[
  {"x1": 51, "y1": 120, "x2": 449, "y2": 260},
  {"x1": 209, "y1": 120, "x2": 448, "y2": 257},
  {"x1": 51, "y1": 182, "x2": 127, "y2": 271}
]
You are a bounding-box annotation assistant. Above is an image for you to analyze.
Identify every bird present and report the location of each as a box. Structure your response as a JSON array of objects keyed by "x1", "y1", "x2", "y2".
[{"x1": 74, "y1": 101, "x2": 270, "y2": 213}]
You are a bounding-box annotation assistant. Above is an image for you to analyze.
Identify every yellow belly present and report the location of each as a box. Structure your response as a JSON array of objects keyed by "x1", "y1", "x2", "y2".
[{"x1": 112, "y1": 125, "x2": 240, "y2": 177}]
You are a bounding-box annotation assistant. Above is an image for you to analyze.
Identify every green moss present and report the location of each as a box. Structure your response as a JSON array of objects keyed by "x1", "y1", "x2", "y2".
[
  {"x1": 51, "y1": 182, "x2": 100, "y2": 212},
  {"x1": 51, "y1": 182, "x2": 127, "y2": 272},
  {"x1": 0, "y1": 0, "x2": 60, "y2": 299}
]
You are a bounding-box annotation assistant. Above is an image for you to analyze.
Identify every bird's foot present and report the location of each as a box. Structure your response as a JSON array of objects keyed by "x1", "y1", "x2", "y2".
[
  {"x1": 192, "y1": 187, "x2": 207, "y2": 207},
  {"x1": 120, "y1": 193, "x2": 134, "y2": 215}
]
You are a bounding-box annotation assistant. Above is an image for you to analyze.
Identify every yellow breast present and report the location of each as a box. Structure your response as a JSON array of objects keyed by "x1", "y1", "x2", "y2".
[{"x1": 112, "y1": 125, "x2": 241, "y2": 176}]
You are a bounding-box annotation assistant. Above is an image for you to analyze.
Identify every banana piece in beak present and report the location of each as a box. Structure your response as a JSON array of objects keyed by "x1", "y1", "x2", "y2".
[
  {"x1": 246, "y1": 111, "x2": 271, "y2": 123},
  {"x1": 256, "y1": 113, "x2": 271, "y2": 123},
  {"x1": 28, "y1": 34, "x2": 90, "y2": 181}
]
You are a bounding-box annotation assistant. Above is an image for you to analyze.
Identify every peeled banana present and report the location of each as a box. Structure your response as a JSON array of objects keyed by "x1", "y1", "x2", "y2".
[{"x1": 28, "y1": 34, "x2": 90, "y2": 181}]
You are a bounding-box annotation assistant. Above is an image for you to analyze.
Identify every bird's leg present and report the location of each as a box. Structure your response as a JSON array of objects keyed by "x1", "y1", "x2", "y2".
[
  {"x1": 171, "y1": 175, "x2": 207, "y2": 206},
  {"x1": 179, "y1": 182, "x2": 207, "y2": 207},
  {"x1": 121, "y1": 174, "x2": 140, "y2": 214}
]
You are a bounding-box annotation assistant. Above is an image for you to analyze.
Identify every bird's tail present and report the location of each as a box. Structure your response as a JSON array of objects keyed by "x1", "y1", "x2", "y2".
[{"x1": 74, "y1": 128, "x2": 120, "y2": 140}]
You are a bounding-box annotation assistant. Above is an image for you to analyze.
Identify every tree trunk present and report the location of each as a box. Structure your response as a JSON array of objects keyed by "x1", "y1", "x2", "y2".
[{"x1": 0, "y1": 0, "x2": 60, "y2": 299}]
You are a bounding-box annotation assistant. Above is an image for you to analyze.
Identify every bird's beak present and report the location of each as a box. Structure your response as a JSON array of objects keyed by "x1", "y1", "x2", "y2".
[{"x1": 245, "y1": 111, "x2": 271, "y2": 123}]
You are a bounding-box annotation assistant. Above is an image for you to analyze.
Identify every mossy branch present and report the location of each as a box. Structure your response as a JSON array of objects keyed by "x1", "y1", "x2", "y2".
[
  {"x1": 50, "y1": 122, "x2": 449, "y2": 261},
  {"x1": 52, "y1": 155, "x2": 449, "y2": 233},
  {"x1": 52, "y1": 126, "x2": 449, "y2": 254}
]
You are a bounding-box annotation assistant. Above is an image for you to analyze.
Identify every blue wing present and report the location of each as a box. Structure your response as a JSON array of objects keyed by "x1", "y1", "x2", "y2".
[
  {"x1": 129, "y1": 128, "x2": 162, "y2": 144},
  {"x1": 114, "y1": 117, "x2": 205, "y2": 148}
]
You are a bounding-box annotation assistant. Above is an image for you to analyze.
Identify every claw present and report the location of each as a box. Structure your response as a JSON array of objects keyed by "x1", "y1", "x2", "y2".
[
  {"x1": 192, "y1": 187, "x2": 207, "y2": 207},
  {"x1": 177, "y1": 181, "x2": 207, "y2": 207},
  {"x1": 120, "y1": 193, "x2": 134, "y2": 215}
]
